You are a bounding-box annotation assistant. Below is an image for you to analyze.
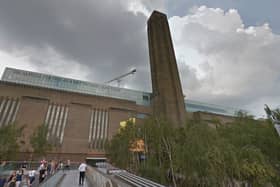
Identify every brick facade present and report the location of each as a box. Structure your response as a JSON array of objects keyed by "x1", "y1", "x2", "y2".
[{"x1": 0, "y1": 81, "x2": 151, "y2": 160}]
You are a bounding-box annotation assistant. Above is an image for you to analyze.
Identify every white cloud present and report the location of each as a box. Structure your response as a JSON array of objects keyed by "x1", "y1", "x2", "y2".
[
  {"x1": 169, "y1": 6, "x2": 280, "y2": 116},
  {"x1": 0, "y1": 46, "x2": 90, "y2": 82},
  {"x1": 0, "y1": 50, "x2": 35, "y2": 77}
]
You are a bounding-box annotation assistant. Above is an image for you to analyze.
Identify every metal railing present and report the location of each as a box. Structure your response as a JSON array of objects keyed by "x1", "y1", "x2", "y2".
[
  {"x1": 114, "y1": 171, "x2": 166, "y2": 187},
  {"x1": 85, "y1": 164, "x2": 166, "y2": 187},
  {"x1": 86, "y1": 166, "x2": 115, "y2": 187},
  {"x1": 39, "y1": 170, "x2": 64, "y2": 187}
]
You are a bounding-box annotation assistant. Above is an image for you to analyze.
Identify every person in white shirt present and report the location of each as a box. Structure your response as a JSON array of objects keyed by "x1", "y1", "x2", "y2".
[
  {"x1": 78, "y1": 162, "x2": 87, "y2": 185},
  {"x1": 28, "y1": 170, "x2": 36, "y2": 184}
]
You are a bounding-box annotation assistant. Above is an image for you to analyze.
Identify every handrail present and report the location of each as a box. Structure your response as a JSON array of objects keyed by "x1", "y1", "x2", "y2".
[
  {"x1": 85, "y1": 165, "x2": 166, "y2": 187},
  {"x1": 114, "y1": 172, "x2": 166, "y2": 187},
  {"x1": 125, "y1": 172, "x2": 165, "y2": 187},
  {"x1": 39, "y1": 170, "x2": 64, "y2": 187},
  {"x1": 86, "y1": 166, "x2": 115, "y2": 187}
]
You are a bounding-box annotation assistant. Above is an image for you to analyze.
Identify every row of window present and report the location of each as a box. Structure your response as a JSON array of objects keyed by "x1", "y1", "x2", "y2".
[{"x1": 2, "y1": 68, "x2": 151, "y2": 106}]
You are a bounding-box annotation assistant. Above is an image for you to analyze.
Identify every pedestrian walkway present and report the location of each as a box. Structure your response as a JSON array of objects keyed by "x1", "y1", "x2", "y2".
[{"x1": 58, "y1": 170, "x2": 90, "y2": 187}]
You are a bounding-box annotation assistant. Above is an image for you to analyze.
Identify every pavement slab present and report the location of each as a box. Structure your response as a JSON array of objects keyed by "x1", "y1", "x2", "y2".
[{"x1": 58, "y1": 170, "x2": 90, "y2": 187}]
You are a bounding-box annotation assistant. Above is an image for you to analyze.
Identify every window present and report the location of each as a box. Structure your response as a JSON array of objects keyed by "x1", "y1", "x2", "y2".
[{"x1": 143, "y1": 95, "x2": 149, "y2": 101}]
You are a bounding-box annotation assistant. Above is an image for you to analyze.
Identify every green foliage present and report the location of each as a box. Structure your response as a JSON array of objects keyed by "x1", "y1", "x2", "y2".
[
  {"x1": 107, "y1": 115, "x2": 280, "y2": 187},
  {"x1": 30, "y1": 125, "x2": 52, "y2": 156},
  {"x1": 0, "y1": 124, "x2": 23, "y2": 160},
  {"x1": 105, "y1": 121, "x2": 138, "y2": 170},
  {"x1": 222, "y1": 111, "x2": 280, "y2": 186}
]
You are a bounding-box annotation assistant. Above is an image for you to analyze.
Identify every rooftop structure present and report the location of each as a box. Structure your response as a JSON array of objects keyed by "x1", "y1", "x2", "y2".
[
  {"x1": 185, "y1": 100, "x2": 237, "y2": 117},
  {"x1": 2, "y1": 67, "x2": 151, "y2": 106},
  {"x1": 2, "y1": 67, "x2": 238, "y2": 117}
]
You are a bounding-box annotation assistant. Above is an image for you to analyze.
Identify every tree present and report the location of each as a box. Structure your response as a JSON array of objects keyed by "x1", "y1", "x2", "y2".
[
  {"x1": 106, "y1": 114, "x2": 280, "y2": 186},
  {"x1": 0, "y1": 124, "x2": 23, "y2": 160},
  {"x1": 139, "y1": 118, "x2": 178, "y2": 186},
  {"x1": 217, "y1": 112, "x2": 280, "y2": 186},
  {"x1": 30, "y1": 125, "x2": 52, "y2": 157},
  {"x1": 105, "y1": 120, "x2": 138, "y2": 170}
]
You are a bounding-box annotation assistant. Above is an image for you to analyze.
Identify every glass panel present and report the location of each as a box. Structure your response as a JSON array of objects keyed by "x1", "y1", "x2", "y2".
[
  {"x1": 1, "y1": 68, "x2": 239, "y2": 115},
  {"x1": 1, "y1": 68, "x2": 152, "y2": 106},
  {"x1": 185, "y1": 100, "x2": 238, "y2": 116}
]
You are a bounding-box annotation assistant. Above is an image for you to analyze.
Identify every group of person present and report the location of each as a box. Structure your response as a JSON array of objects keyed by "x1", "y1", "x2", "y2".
[
  {"x1": 0, "y1": 159, "x2": 88, "y2": 187},
  {"x1": 0, "y1": 159, "x2": 73, "y2": 187},
  {"x1": 38, "y1": 159, "x2": 87, "y2": 185},
  {"x1": 36, "y1": 159, "x2": 87, "y2": 186},
  {"x1": 38, "y1": 159, "x2": 72, "y2": 183},
  {"x1": 1, "y1": 164, "x2": 35, "y2": 187}
]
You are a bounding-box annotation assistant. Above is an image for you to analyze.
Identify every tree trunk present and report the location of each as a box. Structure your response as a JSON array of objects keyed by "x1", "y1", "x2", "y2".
[{"x1": 162, "y1": 137, "x2": 177, "y2": 187}]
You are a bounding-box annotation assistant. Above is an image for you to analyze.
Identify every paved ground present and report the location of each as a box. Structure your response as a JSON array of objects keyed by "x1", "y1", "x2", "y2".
[{"x1": 58, "y1": 170, "x2": 90, "y2": 187}]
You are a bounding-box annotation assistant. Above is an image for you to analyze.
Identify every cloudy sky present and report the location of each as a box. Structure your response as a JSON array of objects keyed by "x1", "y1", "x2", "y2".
[{"x1": 0, "y1": 0, "x2": 279, "y2": 117}]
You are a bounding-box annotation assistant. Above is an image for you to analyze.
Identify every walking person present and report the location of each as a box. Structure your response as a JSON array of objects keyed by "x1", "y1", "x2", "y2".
[
  {"x1": 39, "y1": 162, "x2": 46, "y2": 183},
  {"x1": 50, "y1": 160, "x2": 56, "y2": 175},
  {"x1": 47, "y1": 161, "x2": 51, "y2": 176},
  {"x1": 8, "y1": 177, "x2": 16, "y2": 187},
  {"x1": 78, "y1": 161, "x2": 87, "y2": 185},
  {"x1": 15, "y1": 170, "x2": 23, "y2": 187},
  {"x1": 59, "y1": 161, "x2": 64, "y2": 172},
  {"x1": 65, "y1": 159, "x2": 71, "y2": 170},
  {"x1": 7, "y1": 171, "x2": 16, "y2": 184},
  {"x1": 28, "y1": 170, "x2": 35, "y2": 185}
]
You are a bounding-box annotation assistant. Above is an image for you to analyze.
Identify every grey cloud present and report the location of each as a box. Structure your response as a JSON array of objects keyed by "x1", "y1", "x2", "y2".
[{"x1": 0, "y1": 0, "x2": 151, "y2": 90}]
